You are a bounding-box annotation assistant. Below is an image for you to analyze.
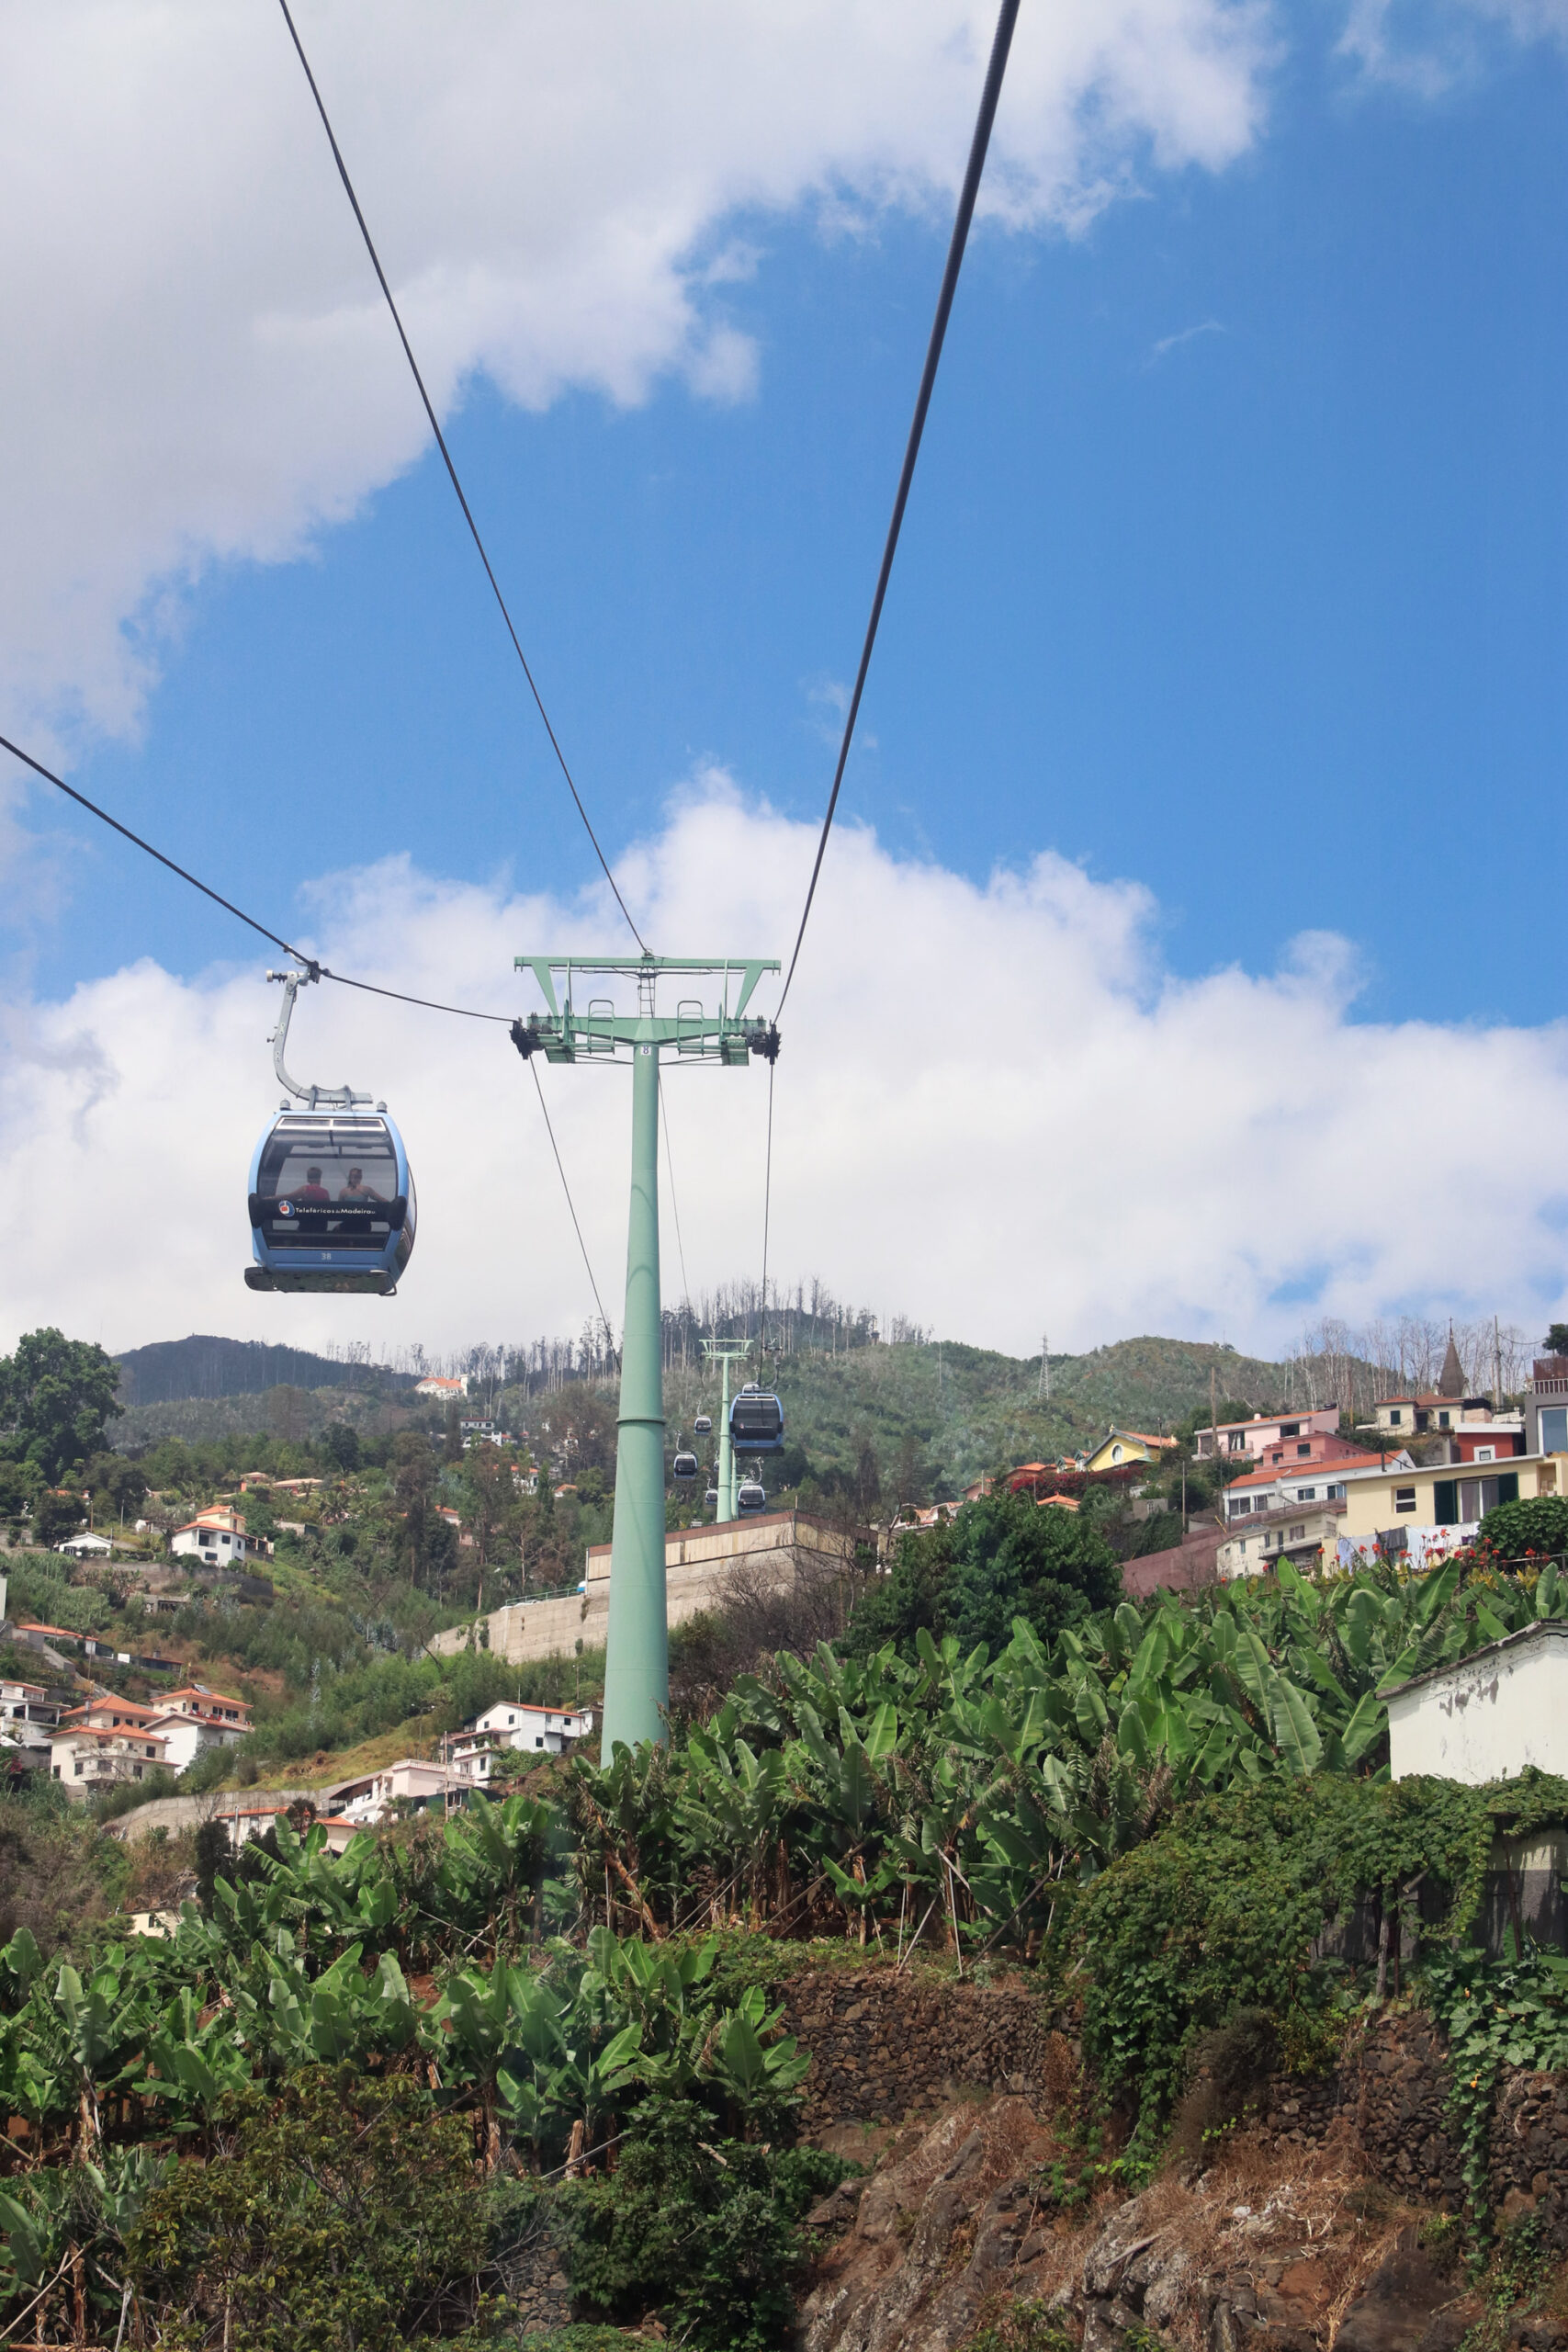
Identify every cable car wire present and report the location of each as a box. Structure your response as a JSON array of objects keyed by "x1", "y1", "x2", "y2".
[
  {"x1": 0, "y1": 729, "x2": 515, "y2": 1024},
  {"x1": 0, "y1": 727, "x2": 307, "y2": 963},
  {"x1": 527, "y1": 1057, "x2": 611, "y2": 1337},
  {"x1": 276, "y1": 0, "x2": 649, "y2": 958},
  {"x1": 776, "y1": 0, "x2": 1021, "y2": 1015},
  {"x1": 5, "y1": 722, "x2": 610, "y2": 1336},
  {"x1": 759, "y1": 1057, "x2": 775, "y2": 1345},
  {"x1": 324, "y1": 969, "x2": 512, "y2": 1025}
]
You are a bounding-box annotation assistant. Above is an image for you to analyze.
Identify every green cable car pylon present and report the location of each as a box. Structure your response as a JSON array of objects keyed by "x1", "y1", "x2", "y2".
[
  {"x1": 702, "y1": 1337, "x2": 751, "y2": 1523},
  {"x1": 512, "y1": 954, "x2": 779, "y2": 1756}
]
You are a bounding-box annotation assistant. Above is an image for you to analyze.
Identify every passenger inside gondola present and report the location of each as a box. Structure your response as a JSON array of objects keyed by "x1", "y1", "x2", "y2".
[
  {"x1": 288, "y1": 1166, "x2": 331, "y2": 1204},
  {"x1": 338, "y1": 1166, "x2": 384, "y2": 1203}
]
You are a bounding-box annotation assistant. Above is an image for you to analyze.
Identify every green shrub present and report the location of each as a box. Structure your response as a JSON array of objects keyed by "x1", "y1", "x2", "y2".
[
  {"x1": 845, "y1": 1490, "x2": 1120, "y2": 1658},
  {"x1": 0, "y1": 1786, "x2": 130, "y2": 1953},
  {"x1": 128, "y1": 2069, "x2": 493, "y2": 2350},
  {"x1": 1, "y1": 1555, "x2": 111, "y2": 1634},
  {"x1": 1072, "y1": 1770, "x2": 1568, "y2": 2163},
  {"x1": 559, "y1": 2100, "x2": 848, "y2": 2352},
  {"x1": 1477, "y1": 1494, "x2": 1568, "y2": 1560}
]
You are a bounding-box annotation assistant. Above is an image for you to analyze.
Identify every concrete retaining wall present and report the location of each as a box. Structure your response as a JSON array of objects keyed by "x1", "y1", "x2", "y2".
[
  {"x1": 107, "y1": 1788, "x2": 300, "y2": 1843},
  {"x1": 429, "y1": 1511, "x2": 857, "y2": 1666}
]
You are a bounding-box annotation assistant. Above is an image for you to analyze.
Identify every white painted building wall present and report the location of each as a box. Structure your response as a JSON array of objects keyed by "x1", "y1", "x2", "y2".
[
  {"x1": 146, "y1": 1713, "x2": 240, "y2": 1773},
  {"x1": 1387, "y1": 1622, "x2": 1568, "y2": 1782}
]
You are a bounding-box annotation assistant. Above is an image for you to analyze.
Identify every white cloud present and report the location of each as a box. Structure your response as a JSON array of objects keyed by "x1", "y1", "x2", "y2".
[
  {"x1": 5, "y1": 779, "x2": 1567, "y2": 1363},
  {"x1": 1338, "y1": 0, "x2": 1568, "y2": 89},
  {"x1": 0, "y1": 0, "x2": 1273, "y2": 745},
  {"x1": 1145, "y1": 318, "x2": 1225, "y2": 365}
]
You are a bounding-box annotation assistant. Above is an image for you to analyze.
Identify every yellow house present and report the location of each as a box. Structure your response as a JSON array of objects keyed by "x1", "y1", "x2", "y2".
[
  {"x1": 1081, "y1": 1428, "x2": 1174, "y2": 1475},
  {"x1": 1331, "y1": 1452, "x2": 1562, "y2": 1563}
]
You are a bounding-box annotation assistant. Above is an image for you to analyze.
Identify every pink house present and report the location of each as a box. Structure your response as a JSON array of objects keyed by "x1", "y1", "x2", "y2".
[{"x1": 1194, "y1": 1407, "x2": 1341, "y2": 1463}]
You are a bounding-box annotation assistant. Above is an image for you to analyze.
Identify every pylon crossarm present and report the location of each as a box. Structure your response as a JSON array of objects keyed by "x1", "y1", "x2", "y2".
[{"x1": 513, "y1": 955, "x2": 780, "y2": 1066}]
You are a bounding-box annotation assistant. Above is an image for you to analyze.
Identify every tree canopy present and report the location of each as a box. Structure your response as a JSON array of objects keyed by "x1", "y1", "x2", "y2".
[
  {"x1": 845, "y1": 1488, "x2": 1122, "y2": 1657},
  {"x1": 0, "y1": 1328, "x2": 120, "y2": 1482}
]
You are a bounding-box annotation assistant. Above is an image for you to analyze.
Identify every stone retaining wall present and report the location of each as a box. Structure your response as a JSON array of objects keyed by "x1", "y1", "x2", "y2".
[
  {"x1": 778, "y1": 1966, "x2": 1055, "y2": 2133},
  {"x1": 1249, "y1": 2011, "x2": 1568, "y2": 2250},
  {"x1": 776, "y1": 1978, "x2": 1568, "y2": 2256},
  {"x1": 1489, "y1": 2072, "x2": 1568, "y2": 2247}
]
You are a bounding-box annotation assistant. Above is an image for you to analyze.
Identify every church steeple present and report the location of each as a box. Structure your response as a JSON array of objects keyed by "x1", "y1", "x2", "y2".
[{"x1": 1438, "y1": 1324, "x2": 1465, "y2": 1399}]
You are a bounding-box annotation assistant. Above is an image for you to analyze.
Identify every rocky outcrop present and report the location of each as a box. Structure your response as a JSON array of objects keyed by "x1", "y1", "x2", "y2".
[
  {"x1": 1332, "y1": 2232, "x2": 1477, "y2": 2352},
  {"x1": 795, "y1": 2099, "x2": 1506, "y2": 2352},
  {"x1": 797, "y1": 2097, "x2": 1058, "y2": 2352}
]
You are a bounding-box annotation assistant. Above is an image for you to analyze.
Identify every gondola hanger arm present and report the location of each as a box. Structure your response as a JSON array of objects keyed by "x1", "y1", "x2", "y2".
[{"x1": 267, "y1": 968, "x2": 378, "y2": 1112}]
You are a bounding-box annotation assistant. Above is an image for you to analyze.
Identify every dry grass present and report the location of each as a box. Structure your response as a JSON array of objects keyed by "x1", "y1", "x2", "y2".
[
  {"x1": 122, "y1": 1824, "x2": 197, "y2": 1913},
  {"x1": 1043, "y1": 2126, "x2": 1442, "y2": 2348}
]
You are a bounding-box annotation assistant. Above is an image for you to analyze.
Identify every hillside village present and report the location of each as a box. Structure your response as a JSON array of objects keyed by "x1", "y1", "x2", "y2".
[
  {"x1": 6, "y1": 1320, "x2": 1547, "y2": 1817},
  {"x1": 0, "y1": 1316, "x2": 1561, "y2": 1860},
  {"x1": 3, "y1": 1316, "x2": 1568, "y2": 2346}
]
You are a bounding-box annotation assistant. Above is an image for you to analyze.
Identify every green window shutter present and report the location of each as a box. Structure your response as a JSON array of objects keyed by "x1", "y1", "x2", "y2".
[
  {"x1": 1498, "y1": 1472, "x2": 1519, "y2": 1506},
  {"x1": 1434, "y1": 1480, "x2": 1459, "y2": 1527}
]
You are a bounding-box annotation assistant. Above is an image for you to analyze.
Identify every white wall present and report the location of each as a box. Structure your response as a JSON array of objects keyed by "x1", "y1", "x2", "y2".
[{"x1": 1388, "y1": 1624, "x2": 1568, "y2": 1782}]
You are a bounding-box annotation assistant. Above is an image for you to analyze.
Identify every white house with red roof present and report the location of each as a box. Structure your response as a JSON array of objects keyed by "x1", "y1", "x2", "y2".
[
  {"x1": 447, "y1": 1701, "x2": 596, "y2": 1782},
  {"x1": 161, "y1": 1684, "x2": 252, "y2": 1732},
  {"x1": 60, "y1": 1696, "x2": 166, "y2": 1736},
  {"x1": 54, "y1": 1684, "x2": 250, "y2": 1776},
  {"x1": 171, "y1": 1507, "x2": 264, "y2": 1566},
  {"x1": 51, "y1": 1720, "x2": 172, "y2": 1796}
]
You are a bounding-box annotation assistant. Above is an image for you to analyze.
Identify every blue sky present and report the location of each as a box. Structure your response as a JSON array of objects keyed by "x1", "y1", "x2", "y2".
[
  {"x1": 20, "y1": 8, "x2": 1564, "y2": 1027},
  {"x1": 4, "y1": 0, "x2": 1568, "y2": 1360}
]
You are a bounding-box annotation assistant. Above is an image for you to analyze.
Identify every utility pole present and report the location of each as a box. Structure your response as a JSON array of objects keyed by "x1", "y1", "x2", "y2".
[
  {"x1": 513, "y1": 953, "x2": 779, "y2": 1756},
  {"x1": 703, "y1": 1338, "x2": 750, "y2": 1525},
  {"x1": 1039, "y1": 1332, "x2": 1051, "y2": 1403}
]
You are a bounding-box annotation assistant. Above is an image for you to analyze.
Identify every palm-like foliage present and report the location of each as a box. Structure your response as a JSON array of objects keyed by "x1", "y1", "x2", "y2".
[
  {"x1": 2, "y1": 1549, "x2": 1560, "y2": 2337},
  {"x1": 573, "y1": 1554, "x2": 1568, "y2": 1953}
]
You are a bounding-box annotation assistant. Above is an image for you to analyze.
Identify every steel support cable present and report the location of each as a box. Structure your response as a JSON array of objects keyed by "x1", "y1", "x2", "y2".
[
  {"x1": 0, "y1": 728, "x2": 513, "y2": 1023},
  {"x1": 276, "y1": 0, "x2": 649, "y2": 957},
  {"x1": 0, "y1": 726, "x2": 304, "y2": 962},
  {"x1": 759, "y1": 1055, "x2": 775, "y2": 1340},
  {"x1": 776, "y1": 0, "x2": 1021, "y2": 1014},
  {"x1": 528, "y1": 1057, "x2": 611, "y2": 1337}
]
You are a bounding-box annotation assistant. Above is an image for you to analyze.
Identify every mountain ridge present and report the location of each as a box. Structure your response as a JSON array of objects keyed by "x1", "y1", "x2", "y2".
[{"x1": 109, "y1": 1328, "x2": 1307, "y2": 1489}]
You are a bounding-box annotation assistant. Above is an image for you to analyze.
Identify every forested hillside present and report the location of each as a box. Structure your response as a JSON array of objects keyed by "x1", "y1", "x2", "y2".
[
  {"x1": 675, "y1": 1329, "x2": 1292, "y2": 1497},
  {"x1": 108, "y1": 1328, "x2": 1298, "y2": 1491},
  {"x1": 114, "y1": 1334, "x2": 417, "y2": 1408}
]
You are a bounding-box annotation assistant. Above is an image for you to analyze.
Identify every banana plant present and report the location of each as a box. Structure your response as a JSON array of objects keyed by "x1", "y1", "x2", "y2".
[
  {"x1": 439, "y1": 1791, "x2": 553, "y2": 1951},
  {"x1": 142, "y1": 1984, "x2": 253, "y2": 2128},
  {"x1": 704, "y1": 1984, "x2": 810, "y2": 2135}
]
